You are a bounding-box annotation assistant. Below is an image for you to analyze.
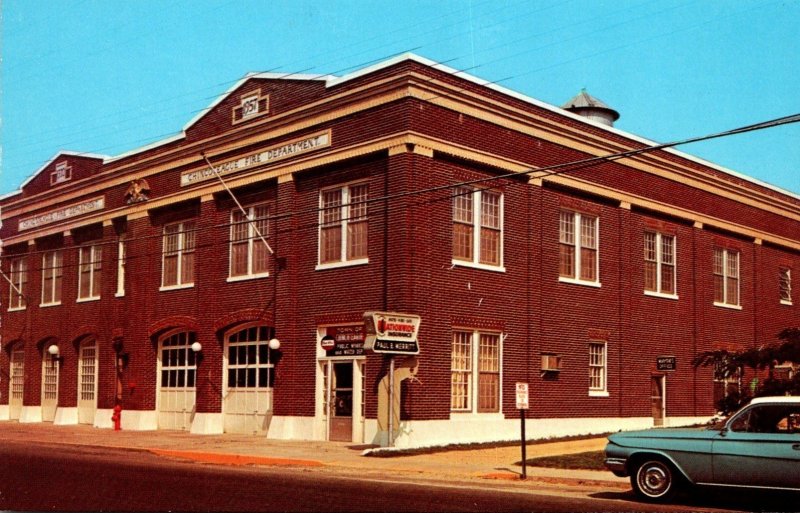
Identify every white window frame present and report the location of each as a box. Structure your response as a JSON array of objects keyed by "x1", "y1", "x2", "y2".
[
  {"x1": 160, "y1": 221, "x2": 196, "y2": 291},
  {"x1": 228, "y1": 203, "x2": 271, "y2": 282},
  {"x1": 115, "y1": 239, "x2": 126, "y2": 297},
  {"x1": 643, "y1": 231, "x2": 678, "y2": 299},
  {"x1": 450, "y1": 330, "x2": 503, "y2": 416},
  {"x1": 559, "y1": 211, "x2": 600, "y2": 287},
  {"x1": 779, "y1": 268, "x2": 792, "y2": 305},
  {"x1": 588, "y1": 341, "x2": 608, "y2": 397},
  {"x1": 316, "y1": 181, "x2": 369, "y2": 270},
  {"x1": 713, "y1": 248, "x2": 741, "y2": 310},
  {"x1": 7, "y1": 257, "x2": 28, "y2": 311},
  {"x1": 41, "y1": 250, "x2": 63, "y2": 307},
  {"x1": 452, "y1": 187, "x2": 505, "y2": 272},
  {"x1": 77, "y1": 245, "x2": 102, "y2": 302}
]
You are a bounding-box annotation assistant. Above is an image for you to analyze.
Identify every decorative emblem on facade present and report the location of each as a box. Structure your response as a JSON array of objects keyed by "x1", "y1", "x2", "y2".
[{"x1": 125, "y1": 178, "x2": 151, "y2": 204}]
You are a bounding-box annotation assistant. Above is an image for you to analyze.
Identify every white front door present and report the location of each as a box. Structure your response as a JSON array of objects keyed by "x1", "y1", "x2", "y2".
[
  {"x1": 223, "y1": 325, "x2": 275, "y2": 434},
  {"x1": 321, "y1": 358, "x2": 365, "y2": 443},
  {"x1": 77, "y1": 340, "x2": 98, "y2": 424},
  {"x1": 157, "y1": 331, "x2": 197, "y2": 430},
  {"x1": 9, "y1": 348, "x2": 25, "y2": 420},
  {"x1": 41, "y1": 352, "x2": 59, "y2": 422}
]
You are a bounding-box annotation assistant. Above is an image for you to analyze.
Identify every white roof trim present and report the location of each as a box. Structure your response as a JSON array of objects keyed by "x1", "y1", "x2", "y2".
[
  {"x1": 8, "y1": 53, "x2": 797, "y2": 202},
  {"x1": 328, "y1": 53, "x2": 799, "y2": 201},
  {"x1": 18, "y1": 150, "x2": 110, "y2": 189}
]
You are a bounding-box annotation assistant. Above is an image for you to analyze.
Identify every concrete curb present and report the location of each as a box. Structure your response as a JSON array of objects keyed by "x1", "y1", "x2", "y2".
[{"x1": 148, "y1": 448, "x2": 325, "y2": 467}]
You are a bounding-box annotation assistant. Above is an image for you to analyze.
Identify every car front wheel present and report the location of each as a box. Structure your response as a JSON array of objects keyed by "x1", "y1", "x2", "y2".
[{"x1": 631, "y1": 458, "x2": 677, "y2": 502}]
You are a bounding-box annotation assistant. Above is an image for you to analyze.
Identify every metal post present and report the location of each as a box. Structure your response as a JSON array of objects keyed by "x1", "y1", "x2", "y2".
[
  {"x1": 388, "y1": 356, "x2": 395, "y2": 447},
  {"x1": 520, "y1": 409, "x2": 527, "y2": 480}
]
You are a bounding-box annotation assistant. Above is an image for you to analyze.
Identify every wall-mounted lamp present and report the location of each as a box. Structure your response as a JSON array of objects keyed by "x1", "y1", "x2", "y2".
[
  {"x1": 191, "y1": 341, "x2": 203, "y2": 353},
  {"x1": 268, "y1": 338, "x2": 281, "y2": 351},
  {"x1": 47, "y1": 344, "x2": 63, "y2": 362}
]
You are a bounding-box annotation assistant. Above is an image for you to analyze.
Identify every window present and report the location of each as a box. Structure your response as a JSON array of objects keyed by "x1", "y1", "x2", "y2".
[
  {"x1": 780, "y1": 268, "x2": 792, "y2": 305},
  {"x1": 713, "y1": 248, "x2": 739, "y2": 307},
  {"x1": 713, "y1": 358, "x2": 741, "y2": 409},
  {"x1": 116, "y1": 239, "x2": 126, "y2": 297},
  {"x1": 644, "y1": 232, "x2": 676, "y2": 296},
  {"x1": 559, "y1": 211, "x2": 598, "y2": 284},
  {"x1": 226, "y1": 325, "x2": 276, "y2": 389},
  {"x1": 41, "y1": 250, "x2": 63, "y2": 305},
  {"x1": 159, "y1": 331, "x2": 197, "y2": 389},
  {"x1": 588, "y1": 342, "x2": 607, "y2": 396},
  {"x1": 318, "y1": 182, "x2": 368, "y2": 267},
  {"x1": 162, "y1": 221, "x2": 196, "y2": 288},
  {"x1": 451, "y1": 330, "x2": 501, "y2": 413},
  {"x1": 230, "y1": 204, "x2": 271, "y2": 280},
  {"x1": 78, "y1": 245, "x2": 102, "y2": 300},
  {"x1": 452, "y1": 187, "x2": 503, "y2": 269},
  {"x1": 8, "y1": 257, "x2": 28, "y2": 310}
]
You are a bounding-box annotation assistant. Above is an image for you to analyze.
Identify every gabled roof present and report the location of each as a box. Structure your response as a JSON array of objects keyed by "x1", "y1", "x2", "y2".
[{"x1": 3, "y1": 151, "x2": 110, "y2": 199}]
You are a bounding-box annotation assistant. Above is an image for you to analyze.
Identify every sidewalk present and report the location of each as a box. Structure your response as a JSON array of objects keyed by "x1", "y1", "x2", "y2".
[{"x1": 0, "y1": 422, "x2": 629, "y2": 490}]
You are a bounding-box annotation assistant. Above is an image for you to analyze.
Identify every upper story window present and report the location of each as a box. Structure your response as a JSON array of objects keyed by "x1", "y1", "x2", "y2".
[
  {"x1": 451, "y1": 330, "x2": 501, "y2": 413},
  {"x1": 162, "y1": 221, "x2": 195, "y2": 289},
  {"x1": 589, "y1": 341, "x2": 608, "y2": 396},
  {"x1": 644, "y1": 231, "x2": 676, "y2": 297},
  {"x1": 713, "y1": 248, "x2": 740, "y2": 308},
  {"x1": 559, "y1": 211, "x2": 599, "y2": 285},
  {"x1": 115, "y1": 239, "x2": 126, "y2": 297},
  {"x1": 452, "y1": 187, "x2": 503, "y2": 270},
  {"x1": 78, "y1": 245, "x2": 102, "y2": 301},
  {"x1": 780, "y1": 268, "x2": 792, "y2": 305},
  {"x1": 7, "y1": 257, "x2": 28, "y2": 311},
  {"x1": 41, "y1": 250, "x2": 63, "y2": 306},
  {"x1": 230, "y1": 204, "x2": 270, "y2": 280},
  {"x1": 318, "y1": 182, "x2": 368, "y2": 268}
]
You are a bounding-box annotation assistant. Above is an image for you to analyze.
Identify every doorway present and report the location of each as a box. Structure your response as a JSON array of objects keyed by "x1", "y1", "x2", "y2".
[
  {"x1": 651, "y1": 375, "x2": 666, "y2": 426},
  {"x1": 41, "y1": 351, "x2": 59, "y2": 422},
  {"x1": 9, "y1": 348, "x2": 25, "y2": 420},
  {"x1": 329, "y1": 361, "x2": 353, "y2": 441},
  {"x1": 157, "y1": 330, "x2": 197, "y2": 430},
  {"x1": 77, "y1": 339, "x2": 98, "y2": 424}
]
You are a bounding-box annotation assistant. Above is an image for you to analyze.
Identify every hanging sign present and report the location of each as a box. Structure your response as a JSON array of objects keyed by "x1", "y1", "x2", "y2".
[{"x1": 363, "y1": 311, "x2": 421, "y2": 355}]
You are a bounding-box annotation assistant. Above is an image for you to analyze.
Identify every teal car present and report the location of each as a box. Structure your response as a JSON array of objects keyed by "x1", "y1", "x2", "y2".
[{"x1": 604, "y1": 396, "x2": 800, "y2": 501}]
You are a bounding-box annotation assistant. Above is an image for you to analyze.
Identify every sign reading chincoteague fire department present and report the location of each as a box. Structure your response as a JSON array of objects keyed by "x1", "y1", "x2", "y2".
[
  {"x1": 181, "y1": 130, "x2": 331, "y2": 186},
  {"x1": 18, "y1": 196, "x2": 105, "y2": 231},
  {"x1": 363, "y1": 311, "x2": 421, "y2": 355}
]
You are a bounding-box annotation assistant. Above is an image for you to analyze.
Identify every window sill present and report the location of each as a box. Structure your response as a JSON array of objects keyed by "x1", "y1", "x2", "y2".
[
  {"x1": 449, "y1": 411, "x2": 504, "y2": 420},
  {"x1": 780, "y1": 300, "x2": 793, "y2": 306},
  {"x1": 589, "y1": 390, "x2": 610, "y2": 398},
  {"x1": 644, "y1": 291, "x2": 679, "y2": 301},
  {"x1": 159, "y1": 283, "x2": 195, "y2": 292},
  {"x1": 7, "y1": 306, "x2": 26, "y2": 312},
  {"x1": 76, "y1": 296, "x2": 101, "y2": 303},
  {"x1": 115, "y1": 292, "x2": 125, "y2": 298},
  {"x1": 559, "y1": 277, "x2": 602, "y2": 288},
  {"x1": 315, "y1": 259, "x2": 368, "y2": 271},
  {"x1": 713, "y1": 302, "x2": 743, "y2": 311},
  {"x1": 451, "y1": 260, "x2": 506, "y2": 273},
  {"x1": 227, "y1": 273, "x2": 269, "y2": 283},
  {"x1": 39, "y1": 302, "x2": 62, "y2": 308}
]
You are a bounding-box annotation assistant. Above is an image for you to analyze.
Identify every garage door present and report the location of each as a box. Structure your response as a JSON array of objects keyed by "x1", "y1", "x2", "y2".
[{"x1": 158, "y1": 331, "x2": 197, "y2": 430}]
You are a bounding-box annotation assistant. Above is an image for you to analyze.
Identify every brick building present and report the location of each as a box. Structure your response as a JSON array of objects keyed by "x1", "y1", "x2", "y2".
[{"x1": 1, "y1": 54, "x2": 798, "y2": 448}]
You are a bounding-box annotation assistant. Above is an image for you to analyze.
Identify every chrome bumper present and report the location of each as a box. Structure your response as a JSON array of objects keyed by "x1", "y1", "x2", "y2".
[{"x1": 604, "y1": 457, "x2": 628, "y2": 475}]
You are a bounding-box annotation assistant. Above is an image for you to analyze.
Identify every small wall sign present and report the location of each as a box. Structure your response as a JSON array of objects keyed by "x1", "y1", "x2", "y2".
[{"x1": 656, "y1": 356, "x2": 676, "y2": 371}]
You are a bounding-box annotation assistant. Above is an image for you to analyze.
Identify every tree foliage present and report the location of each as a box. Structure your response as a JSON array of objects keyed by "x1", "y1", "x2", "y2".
[{"x1": 693, "y1": 328, "x2": 800, "y2": 412}]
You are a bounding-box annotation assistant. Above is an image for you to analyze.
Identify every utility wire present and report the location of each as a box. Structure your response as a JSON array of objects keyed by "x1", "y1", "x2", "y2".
[{"x1": 3, "y1": 111, "x2": 799, "y2": 278}]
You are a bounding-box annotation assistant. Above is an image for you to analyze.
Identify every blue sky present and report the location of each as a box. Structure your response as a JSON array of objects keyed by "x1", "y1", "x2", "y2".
[{"x1": 1, "y1": 0, "x2": 798, "y2": 196}]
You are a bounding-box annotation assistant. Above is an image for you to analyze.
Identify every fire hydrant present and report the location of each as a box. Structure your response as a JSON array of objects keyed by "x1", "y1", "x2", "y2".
[{"x1": 112, "y1": 404, "x2": 122, "y2": 431}]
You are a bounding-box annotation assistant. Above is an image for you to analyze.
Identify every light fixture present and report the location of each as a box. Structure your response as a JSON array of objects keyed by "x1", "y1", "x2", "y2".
[
  {"x1": 191, "y1": 342, "x2": 202, "y2": 353},
  {"x1": 47, "y1": 344, "x2": 63, "y2": 362},
  {"x1": 268, "y1": 338, "x2": 281, "y2": 350}
]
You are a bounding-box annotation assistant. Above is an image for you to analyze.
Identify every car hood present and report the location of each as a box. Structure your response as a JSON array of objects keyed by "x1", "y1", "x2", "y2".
[{"x1": 608, "y1": 427, "x2": 719, "y2": 446}]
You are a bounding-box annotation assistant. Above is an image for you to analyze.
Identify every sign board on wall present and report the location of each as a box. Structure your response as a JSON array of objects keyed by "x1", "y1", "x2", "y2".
[
  {"x1": 322, "y1": 325, "x2": 365, "y2": 358},
  {"x1": 656, "y1": 356, "x2": 676, "y2": 371},
  {"x1": 363, "y1": 311, "x2": 421, "y2": 355}
]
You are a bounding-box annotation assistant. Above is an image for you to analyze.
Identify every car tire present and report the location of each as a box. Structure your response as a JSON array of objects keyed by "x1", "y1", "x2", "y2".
[{"x1": 631, "y1": 458, "x2": 678, "y2": 502}]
